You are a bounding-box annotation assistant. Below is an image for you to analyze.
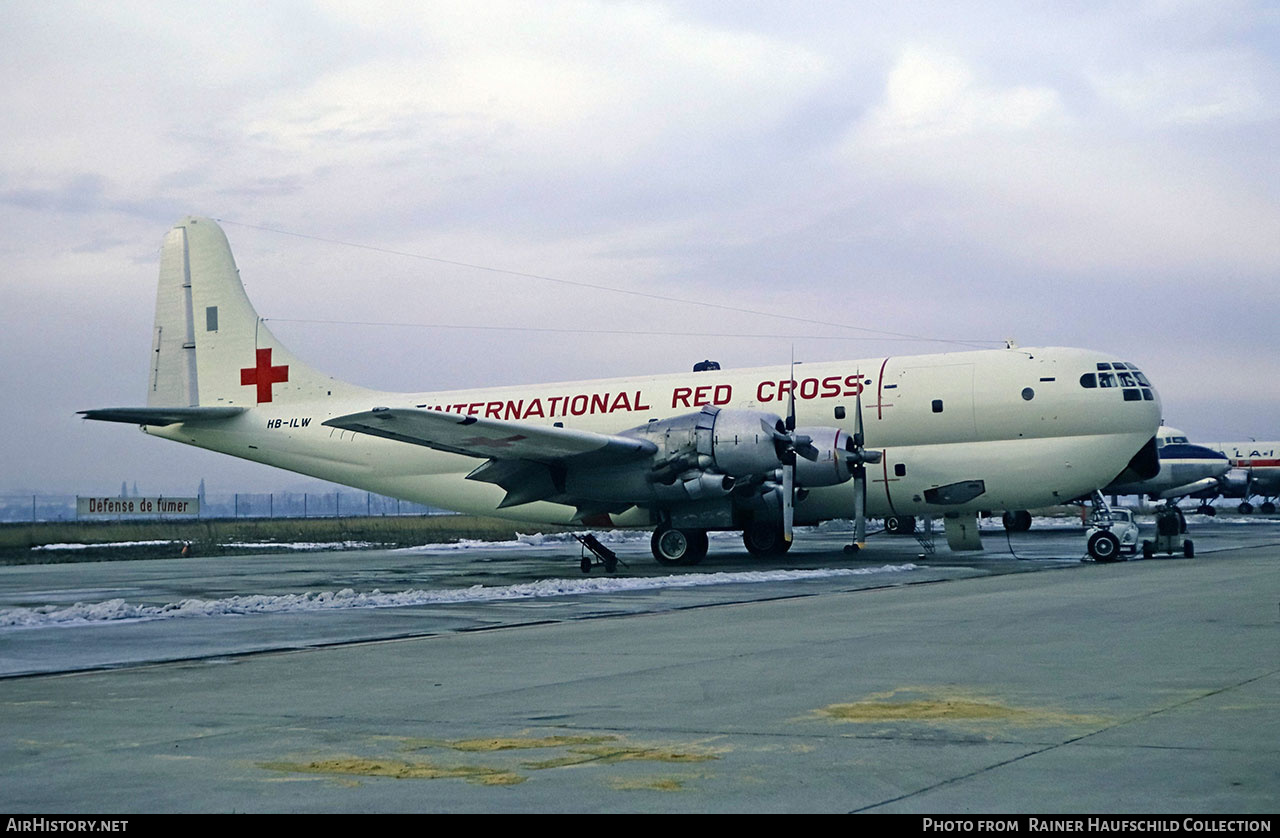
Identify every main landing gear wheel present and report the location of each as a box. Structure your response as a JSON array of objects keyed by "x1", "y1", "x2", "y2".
[
  {"x1": 1087, "y1": 530, "x2": 1122, "y2": 563},
  {"x1": 884, "y1": 515, "x2": 916, "y2": 535},
  {"x1": 650, "y1": 525, "x2": 708, "y2": 566},
  {"x1": 1196, "y1": 504, "x2": 1216, "y2": 516},
  {"x1": 1001, "y1": 510, "x2": 1033, "y2": 532},
  {"x1": 1239, "y1": 502, "x2": 1254, "y2": 515},
  {"x1": 742, "y1": 522, "x2": 792, "y2": 557},
  {"x1": 1262, "y1": 502, "x2": 1277, "y2": 515}
]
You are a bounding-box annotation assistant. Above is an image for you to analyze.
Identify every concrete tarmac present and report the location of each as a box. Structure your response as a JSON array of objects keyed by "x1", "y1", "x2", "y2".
[{"x1": 0, "y1": 522, "x2": 1276, "y2": 813}]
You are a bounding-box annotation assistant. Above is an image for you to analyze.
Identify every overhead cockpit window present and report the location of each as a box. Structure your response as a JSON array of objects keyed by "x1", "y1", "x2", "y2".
[{"x1": 1097, "y1": 362, "x2": 1112, "y2": 370}]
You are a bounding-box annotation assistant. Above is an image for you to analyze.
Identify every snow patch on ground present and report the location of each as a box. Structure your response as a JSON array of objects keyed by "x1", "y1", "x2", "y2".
[{"x1": 0, "y1": 564, "x2": 918, "y2": 630}]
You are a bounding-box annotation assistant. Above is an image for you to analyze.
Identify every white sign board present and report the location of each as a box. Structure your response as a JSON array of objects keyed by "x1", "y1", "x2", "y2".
[{"x1": 77, "y1": 497, "x2": 200, "y2": 517}]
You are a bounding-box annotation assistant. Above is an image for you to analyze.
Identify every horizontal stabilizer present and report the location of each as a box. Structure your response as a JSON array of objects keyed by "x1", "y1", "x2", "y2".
[
  {"x1": 79, "y1": 406, "x2": 247, "y2": 426},
  {"x1": 324, "y1": 408, "x2": 657, "y2": 464}
]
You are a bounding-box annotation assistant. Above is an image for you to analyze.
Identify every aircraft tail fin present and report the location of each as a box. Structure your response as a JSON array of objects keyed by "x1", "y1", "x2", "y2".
[{"x1": 148, "y1": 217, "x2": 360, "y2": 408}]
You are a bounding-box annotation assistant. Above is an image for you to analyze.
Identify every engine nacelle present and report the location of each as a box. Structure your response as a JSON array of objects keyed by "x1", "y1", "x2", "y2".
[
  {"x1": 580, "y1": 408, "x2": 864, "y2": 509},
  {"x1": 708, "y1": 409, "x2": 791, "y2": 477},
  {"x1": 623, "y1": 405, "x2": 786, "y2": 480},
  {"x1": 792, "y1": 427, "x2": 855, "y2": 488}
]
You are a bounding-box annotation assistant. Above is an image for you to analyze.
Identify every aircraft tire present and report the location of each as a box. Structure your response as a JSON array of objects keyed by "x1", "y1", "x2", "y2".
[
  {"x1": 884, "y1": 515, "x2": 916, "y2": 535},
  {"x1": 1261, "y1": 502, "x2": 1276, "y2": 515},
  {"x1": 1002, "y1": 510, "x2": 1033, "y2": 532},
  {"x1": 1239, "y1": 502, "x2": 1254, "y2": 515},
  {"x1": 742, "y1": 522, "x2": 792, "y2": 557},
  {"x1": 651, "y1": 526, "x2": 707, "y2": 566},
  {"x1": 1087, "y1": 530, "x2": 1122, "y2": 563}
]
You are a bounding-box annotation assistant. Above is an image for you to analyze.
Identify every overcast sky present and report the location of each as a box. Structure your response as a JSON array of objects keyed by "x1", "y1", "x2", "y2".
[{"x1": 3, "y1": 1, "x2": 1278, "y2": 495}]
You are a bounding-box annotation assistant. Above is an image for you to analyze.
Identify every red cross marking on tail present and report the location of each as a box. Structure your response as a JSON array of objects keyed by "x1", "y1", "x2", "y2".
[{"x1": 241, "y1": 348, "x2": 289, "y2": 403}]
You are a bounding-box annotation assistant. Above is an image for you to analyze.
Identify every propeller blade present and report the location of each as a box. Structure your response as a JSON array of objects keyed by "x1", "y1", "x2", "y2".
[
  {"x1": 794, "y1": 434, "x2": 819, "y2": 461},
  {"x1": 853, "y1": 463, "x2": 867, "y2": 545},
  {"x1": 786, "y1": 353, "x2": 797, "y2": 432},
  {"x1": 853, "y1": 389, "x2": 865, "y2": 448},
  {"x1": 782, "y1": 463, "x2": 794, "y2": 542},
  {"x1": 850, "y1": 380, "x2": 873, "y2": 546}
]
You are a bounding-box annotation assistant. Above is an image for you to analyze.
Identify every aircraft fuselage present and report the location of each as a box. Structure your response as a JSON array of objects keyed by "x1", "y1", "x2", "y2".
[{"x1": 146, "y1": 346, "x2": 1159, "y2": 529}]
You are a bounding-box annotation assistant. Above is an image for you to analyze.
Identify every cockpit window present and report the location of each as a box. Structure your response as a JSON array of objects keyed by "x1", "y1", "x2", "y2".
[
  {"x1": 1134, "y1": 371, "x2": 1151, "y2": 386},
  {"x1": 1118, "y1": 371, "x2": 1136, "y2": 387},
  {"x1": 1080, "y1": 373, "x2": 1097, "y2": 388},
  {"x1": 1098, "y1": 373, "x2": 1116, "y2": 388}
]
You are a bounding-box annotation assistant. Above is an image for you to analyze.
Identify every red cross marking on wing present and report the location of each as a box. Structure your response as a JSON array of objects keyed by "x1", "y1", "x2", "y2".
[{"x1": 240, "y1": 348, "x2": 289, "y2": 403}]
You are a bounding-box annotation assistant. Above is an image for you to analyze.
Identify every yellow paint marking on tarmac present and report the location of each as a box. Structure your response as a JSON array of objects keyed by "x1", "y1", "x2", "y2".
[
  {"x1": 815, "y1": 686, "x2": 1105, "y2": 728},
  {"x1": 260, "y1": 756, "x2": 526, "y2": 786},
  {"x1": 522, "y1": 743, "x2": 720, "y2": 770},
  {"x1": 607, "y1": 776, "x2": 691, "y2": 792},
  {"x1": 430, "y1": 734, "x2": 619, "y2": 752},
  {"x1": 263, "y1": 733, "x2": 721, "y2": 787}
]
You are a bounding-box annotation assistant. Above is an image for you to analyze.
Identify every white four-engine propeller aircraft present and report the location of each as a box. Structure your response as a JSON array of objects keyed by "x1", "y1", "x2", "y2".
[{"x1": 82, "y1": 217, "x2": 1163, "y2": 564}]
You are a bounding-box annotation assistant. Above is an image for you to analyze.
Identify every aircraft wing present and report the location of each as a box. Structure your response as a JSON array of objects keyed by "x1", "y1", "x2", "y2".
[
  {"x1": 323, "y1": 408, "x2": 656, "y2": 464},
  {"x1": 324, "y1": 408, "x2": 658, "y2": 514}
]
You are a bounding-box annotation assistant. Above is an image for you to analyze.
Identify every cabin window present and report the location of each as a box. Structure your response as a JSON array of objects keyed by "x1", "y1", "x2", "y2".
[
  {"x1": 1022, "y1": 387, "x2": 1035, "y2": 400},
  {"x1": 931, "y1": 399, "x2": 943, "y2": 413},
  {"x1": 834, "y1": 406, "x2": 846, "y2": 420},
  {"x1": 895, "y1": 463, "x2": 906, "y2": 477}
]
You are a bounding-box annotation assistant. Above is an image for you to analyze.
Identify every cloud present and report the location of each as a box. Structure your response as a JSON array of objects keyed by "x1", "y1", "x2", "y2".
[
  {"x1": 2, "y1": 2, "x2": 1279, "y2": 492},
  {"x1": 838, "y1": 45, "x2": 1280, "y2": 279},
  {"x1": 856, "y1": 46, "x2": 1068, "y2": 145}
]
